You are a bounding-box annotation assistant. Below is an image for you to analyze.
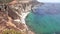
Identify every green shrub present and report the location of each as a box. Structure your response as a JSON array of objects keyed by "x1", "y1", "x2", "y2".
[
  {"x1": 3, "y1": 29, "x2": 21, "y2": 34},
  {"x1": 0, "y1": 0, "x2": 13, "y2": 3}
]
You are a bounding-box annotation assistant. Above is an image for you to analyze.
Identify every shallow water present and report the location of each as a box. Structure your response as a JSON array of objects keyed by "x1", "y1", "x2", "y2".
[{"x1": 25, "y1": 3, "x2": 60, "y2": 34}]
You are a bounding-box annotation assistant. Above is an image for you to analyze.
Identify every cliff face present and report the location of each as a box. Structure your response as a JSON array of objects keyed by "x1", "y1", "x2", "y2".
[
  {"x1": 8, "y1": 0, "x2": 42, "y2": 24},
  {"x1": 0, "y1": 0, "x2": 42, "y2": 34}
]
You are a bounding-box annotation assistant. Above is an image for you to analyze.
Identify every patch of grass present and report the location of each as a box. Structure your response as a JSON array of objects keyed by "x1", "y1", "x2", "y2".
[
  {"x1": 0, "y1": 0, "x2": 13, "y2": 3},
  {"x1": 3, "y1": 29, "x2": 21, "y2": 34}
]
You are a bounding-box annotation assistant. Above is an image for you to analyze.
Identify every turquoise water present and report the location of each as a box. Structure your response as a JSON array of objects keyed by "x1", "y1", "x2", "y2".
[{"x1": 25, "y1": 3, "x2": 60, "y2": 34}]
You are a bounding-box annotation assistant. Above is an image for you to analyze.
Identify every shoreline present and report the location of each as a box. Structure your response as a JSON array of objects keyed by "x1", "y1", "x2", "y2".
[{"x1": 21, "y1": 11, "x2": 35, "y2": 34}]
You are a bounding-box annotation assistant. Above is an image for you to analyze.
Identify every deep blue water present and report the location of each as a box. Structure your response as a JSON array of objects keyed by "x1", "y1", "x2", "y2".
[{"x1": 25, "y1": 3, "x2": 60, "y2": 34}]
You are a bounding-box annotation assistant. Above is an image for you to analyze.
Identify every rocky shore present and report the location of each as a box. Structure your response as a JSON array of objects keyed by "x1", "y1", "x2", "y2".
[{"x1": 0, "y1": 0, "x2": 42, "y2": 34}]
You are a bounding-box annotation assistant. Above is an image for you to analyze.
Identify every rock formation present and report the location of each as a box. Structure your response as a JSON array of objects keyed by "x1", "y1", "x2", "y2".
[{"x1": 0, "y1": 0, "x2": 43, "y2": 34}]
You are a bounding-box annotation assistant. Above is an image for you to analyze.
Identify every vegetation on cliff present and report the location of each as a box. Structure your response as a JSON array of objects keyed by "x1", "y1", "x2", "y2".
[
  {"x1": 3, "y1": 29, "x2": 21, "y2": 34},
  {"x1": 0, "y1": 0, "x2": 13, "y2": 3}
]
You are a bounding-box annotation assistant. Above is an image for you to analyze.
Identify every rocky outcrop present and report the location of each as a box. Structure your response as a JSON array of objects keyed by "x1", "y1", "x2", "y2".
[
  {"x1": 8, "y1": 0, "x2": 42, "y2": 34},
  {"x1": 0, "y1": 10, "x2": 27, "y2": 34},
  {"x1": 0, "y1": 0, "x2": 43, "y2": 34}
]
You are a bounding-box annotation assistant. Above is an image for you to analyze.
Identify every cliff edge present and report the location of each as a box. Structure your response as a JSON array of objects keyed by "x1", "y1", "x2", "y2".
[{"x1": 0, "y1": 0, "x2": 43, "y2": 34}]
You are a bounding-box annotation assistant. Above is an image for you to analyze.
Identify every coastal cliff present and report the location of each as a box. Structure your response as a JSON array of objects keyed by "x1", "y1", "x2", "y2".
[{"x1": 0, "y1": 0, "x2": 42, "y2": 34}]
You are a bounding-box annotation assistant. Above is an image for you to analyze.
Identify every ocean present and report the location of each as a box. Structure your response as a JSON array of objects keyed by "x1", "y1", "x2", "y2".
[{"x1": 25, "y1": 3, "x2": 60, "y2": 34}]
